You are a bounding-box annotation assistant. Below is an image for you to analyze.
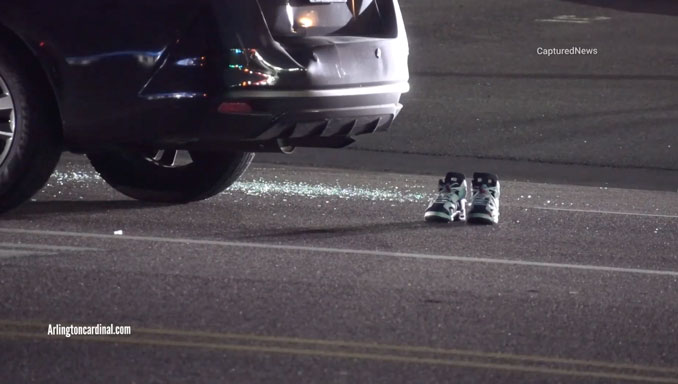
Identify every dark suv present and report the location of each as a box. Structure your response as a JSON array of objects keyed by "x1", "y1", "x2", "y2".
[{"x1": 0, "y1": 0, "x2": 409, "y2": 211}]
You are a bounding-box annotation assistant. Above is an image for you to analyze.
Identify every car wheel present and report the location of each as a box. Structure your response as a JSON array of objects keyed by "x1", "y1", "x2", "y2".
[
  {"x1": 87, "y1": 149, "x2": 254, "y2": 203},
  {"x1": 0, "y1": 44, "x2": 62, "y2": 213}
]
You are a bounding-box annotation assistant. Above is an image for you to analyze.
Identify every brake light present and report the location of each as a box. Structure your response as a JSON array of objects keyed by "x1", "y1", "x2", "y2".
[{"x1": 218, "y1": 102, "x2": 253, "y2": 114}]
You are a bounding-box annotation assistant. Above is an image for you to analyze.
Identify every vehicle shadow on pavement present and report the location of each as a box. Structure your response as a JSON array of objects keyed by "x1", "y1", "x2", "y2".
[
  {"x1": 561, "y1": 0, "x2": 678, "y2": 16},
  {"x1": 4, "y1": 200, "x2": 169, "y2": 219},
  {"x1": 233, "y1": 220, "x2": 464, "y2": 241}
]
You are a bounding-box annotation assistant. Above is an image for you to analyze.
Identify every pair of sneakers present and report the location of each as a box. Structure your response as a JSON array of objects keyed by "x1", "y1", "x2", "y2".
[{"x1": 424, "y1": 172, "x2": 500, "y2": 225}]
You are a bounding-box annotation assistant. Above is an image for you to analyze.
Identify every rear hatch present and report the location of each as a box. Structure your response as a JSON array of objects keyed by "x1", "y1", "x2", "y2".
[
  {"x1": 260, "y1": 0, "x2": 398, "y2": 39},
  {"x1": 250, "y1": 0, "x2": 408, "y2": 89}
]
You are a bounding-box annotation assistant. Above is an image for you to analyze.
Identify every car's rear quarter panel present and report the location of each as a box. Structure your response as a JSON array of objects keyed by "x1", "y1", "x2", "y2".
[{"x1": 1, "y1": 0, "x2": 211, "y2": 146}]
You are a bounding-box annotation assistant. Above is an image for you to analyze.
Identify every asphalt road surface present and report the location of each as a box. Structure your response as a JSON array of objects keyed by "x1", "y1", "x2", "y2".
[
  {"x1": 358, "y1": 0, "x2": 678, "y2": 170},
  {"x1": 1, "y1": 155, "x2": 677, "y2": 383},
  {"x1": 2, "y1": 0, "x2": 678, "y2": 383}
]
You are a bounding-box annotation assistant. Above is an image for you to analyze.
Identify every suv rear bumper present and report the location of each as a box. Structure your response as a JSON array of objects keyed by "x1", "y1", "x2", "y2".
[
  {"x1": 226, "y1": 82, "x2": 409, "y2": 100},
  {"x1": 200, "y1": 83, "x2": 407, "y2": 151}
]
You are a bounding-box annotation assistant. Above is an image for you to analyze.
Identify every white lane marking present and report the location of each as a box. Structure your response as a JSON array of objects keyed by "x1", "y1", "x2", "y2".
[
  {"x1": 0, "y1": 242, "x2": 100, "y2": 259},
  {"x1": 535, "y1": 15, "x2": 611, "y2": 24},
  {"x1": 0, "y1": 242, "x2": 101, "y2": 252},
  {"x1": 0, "y1": 228, "x2": 677, "y2": 278},
  {"x1": 527, "y1": 207, "x2": 678, "y2": 219},
  {"x1": 0, "y1": 249, "x2": 54, "y2": 259}
]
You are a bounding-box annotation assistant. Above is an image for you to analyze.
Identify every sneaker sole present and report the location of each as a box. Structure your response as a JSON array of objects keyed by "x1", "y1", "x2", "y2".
[
  {"x1": 468, "y1": 213, "x2": 498, "y2": 225},
  {"x1": 425, "y1": 211, "x2": 453, "y2": 223}
]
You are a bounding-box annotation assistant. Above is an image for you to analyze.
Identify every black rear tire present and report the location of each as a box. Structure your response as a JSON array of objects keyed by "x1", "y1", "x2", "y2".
[
  {"x1": 87, "y1": 150, "x2": 254, "y2": 203},
  {"x1": 0, "y1": 43, "x2": 62, "y2": 213}
]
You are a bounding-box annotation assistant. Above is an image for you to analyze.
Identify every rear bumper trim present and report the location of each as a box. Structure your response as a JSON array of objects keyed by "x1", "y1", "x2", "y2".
[{"x1": 226, "y1": 82, "x2": 410, "y2": 99}]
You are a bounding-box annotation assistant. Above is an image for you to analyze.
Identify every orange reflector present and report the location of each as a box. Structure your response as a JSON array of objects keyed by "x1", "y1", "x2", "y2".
[{"x1": 218, "y1": 102, "x2": 253, "y2": 114}]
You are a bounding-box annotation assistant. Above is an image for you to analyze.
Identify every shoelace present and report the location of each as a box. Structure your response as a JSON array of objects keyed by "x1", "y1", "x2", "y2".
[
  {"x1": 473, "y1": 186, "x2": 494, "y2": 206},
  {"x1": 436, "y1": 184, "x2": 461, "y2": 203}
]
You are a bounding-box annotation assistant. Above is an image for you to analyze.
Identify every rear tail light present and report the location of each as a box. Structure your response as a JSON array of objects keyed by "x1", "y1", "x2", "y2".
[{"x1": 218, "y1": 102, "x2": 253, "y2": 114}]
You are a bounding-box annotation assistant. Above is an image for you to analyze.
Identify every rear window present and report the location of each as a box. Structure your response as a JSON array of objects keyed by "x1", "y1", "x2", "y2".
[{"x1": 261, "y1": 0, "x2": 396, "y2": 38}]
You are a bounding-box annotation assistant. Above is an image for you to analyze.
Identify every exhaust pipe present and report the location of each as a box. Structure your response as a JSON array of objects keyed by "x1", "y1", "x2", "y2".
[{"x1": 277, "y1": 139, "x2": 296, "y2": 154}]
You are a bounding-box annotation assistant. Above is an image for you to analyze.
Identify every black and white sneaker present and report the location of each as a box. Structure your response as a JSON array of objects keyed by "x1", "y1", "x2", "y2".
[
  {"x1": 468, "y1": 173, "x2": 500, "y2": 225},
  {"x1": 424, "y1": 172, "x2": 467, "y2": 223}
]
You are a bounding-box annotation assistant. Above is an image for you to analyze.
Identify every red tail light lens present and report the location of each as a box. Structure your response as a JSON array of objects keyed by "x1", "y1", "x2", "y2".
[{"x1": 218, "y1": 102, "x2": 253, "y2": 114}]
